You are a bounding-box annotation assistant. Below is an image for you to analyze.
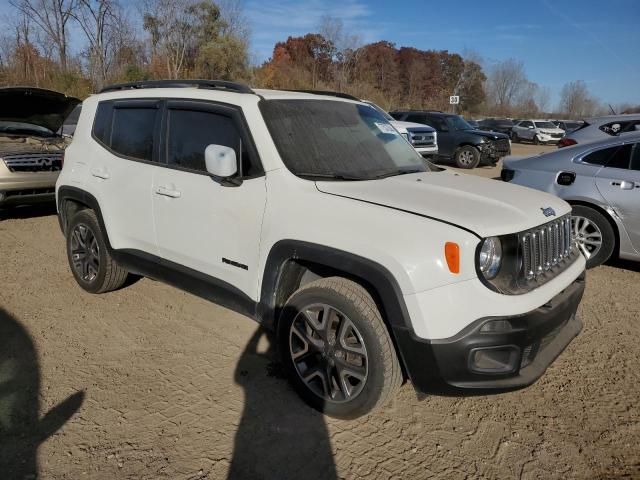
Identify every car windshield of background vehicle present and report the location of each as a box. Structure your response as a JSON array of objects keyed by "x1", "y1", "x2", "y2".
[
  {"x1": 448, "y1": 115, "x2": 474, "y2": 131},
  {"x1": 0, "y1": 121, "x2": 54, "y2": 136},
  {"x1": 260, "y1": 100, "x2": 433, "y2": 180},
  {"x1": 535, "y1": 121, "x2": 557, "y2": 129},
  {"x1": 365, "y1": 102, "x2": 395, "y2": 121}
]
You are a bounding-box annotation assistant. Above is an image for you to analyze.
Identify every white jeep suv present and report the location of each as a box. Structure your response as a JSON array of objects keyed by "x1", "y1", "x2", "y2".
[{"x1": 56, "y1": 80, "x2": 586, "y2": 419}]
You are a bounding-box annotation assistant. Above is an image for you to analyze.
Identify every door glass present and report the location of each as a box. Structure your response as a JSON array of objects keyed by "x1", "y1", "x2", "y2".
[
  {"x1": 167, "y1": 109, "x2": 245, "y2": 174},
  {"x1": 582, "y1": 145, "x2": 625, "y2": 166},
  {"x1": 604, "y1": 144, "x2": 632, "y2": 170},
  {"x1": 630, "y1": 144, "x2": 640, "y2": 171},
  {"x1": 111, "y1": 107, "x2": 158, "y2": 161}
]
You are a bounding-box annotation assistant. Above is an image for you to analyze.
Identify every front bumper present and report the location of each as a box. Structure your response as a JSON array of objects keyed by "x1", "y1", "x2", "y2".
[
  {"x1": 393, "y1": 272, "x2": 585, "y2": 393},
  {"x1": 416, "y1": 145, "x2": 438, "y2": 156}
]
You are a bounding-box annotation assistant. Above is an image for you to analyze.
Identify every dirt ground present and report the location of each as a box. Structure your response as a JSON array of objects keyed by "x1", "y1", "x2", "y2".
[{"x1": 1, "y1": 143, "x2": 639, "y2": 479}]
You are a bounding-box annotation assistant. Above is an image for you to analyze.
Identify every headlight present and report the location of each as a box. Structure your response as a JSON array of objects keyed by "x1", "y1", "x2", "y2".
[
  {"x1": 478, "y1": 237, "x2": 502, "y2": 279},
  {"x1": 400, "y1": 132, "x2": 410, "y2": 142}
]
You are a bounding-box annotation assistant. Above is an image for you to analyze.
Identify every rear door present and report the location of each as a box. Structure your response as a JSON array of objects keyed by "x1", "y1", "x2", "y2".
[
  {"x1": 594, "y1": 143, "x2": 640, "y2": 252},
  {"x1": 88, "y1": 99, "x2": 161, "y2": 254},
  {"x1": 151, "y1": 100, "x2": 266, "y2": 297},
  {"x1": 423, "y1": 115, "x2": 455, "y2": 157}
]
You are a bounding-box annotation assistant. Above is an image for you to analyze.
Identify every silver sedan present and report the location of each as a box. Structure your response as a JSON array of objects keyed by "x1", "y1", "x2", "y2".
[{"x1": 501, "y1": 132, "x2": 640, "y2": 268}]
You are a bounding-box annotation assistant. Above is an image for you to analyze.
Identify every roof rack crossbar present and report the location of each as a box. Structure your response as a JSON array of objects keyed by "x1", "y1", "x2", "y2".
[
  {"x1": 99, "y1": 79, "x2": 254, "y2": 94},
  {"x1": 284, "y1": 89, "x2": 360, "y2": 101}
]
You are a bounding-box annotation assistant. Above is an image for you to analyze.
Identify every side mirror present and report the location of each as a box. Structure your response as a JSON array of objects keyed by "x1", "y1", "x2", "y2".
[{"x1": 205, "y1": 144, "x2": 237, "y2": 178}]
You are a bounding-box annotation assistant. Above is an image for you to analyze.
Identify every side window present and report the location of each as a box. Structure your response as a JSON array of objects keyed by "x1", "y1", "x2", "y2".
[
  {"x1": 582, "y1": 145, "x2": 632, "y2": 168},
  {"x1": 167, "y1": 108, "x2": 245, "y2": 174},
  {"x1": 405, "y1": 113, "x2": 426, "y2": 124},
  {"x1": 110, "y1": 107, "x2": 158, "y2": 161},
  {"x1": 605, "y1": 144, "x2": 632, "y2": 169},
  {"x1": 630, "y1": 144, "x2": 640, "y2": 171},
  {"x1": 425, "y1": 116, "x2": 448, "y2": 132},
  {"x1": 600, "y1": 121, "x2": 628, "y2": 136},
  {"x1": 521, "y1": 121, "x2": 533, "y2": 128},
  {"x1": 92, "y1": 102, "x2": 111, "y2": 146}
]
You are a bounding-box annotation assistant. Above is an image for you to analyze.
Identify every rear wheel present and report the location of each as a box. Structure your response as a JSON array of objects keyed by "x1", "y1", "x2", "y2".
[
  {"x1": 277, "y1": 277, "x2": 402, "y2": 419},
  {"x1": 454, "y1": 146, "x2": 480, "y2": 169},
  {"x1": 66, "y1": 209, "x2": 129, "y2": 293},
  {"x1": 571, "y1": 205, "x2": 615, "y2": 268}
]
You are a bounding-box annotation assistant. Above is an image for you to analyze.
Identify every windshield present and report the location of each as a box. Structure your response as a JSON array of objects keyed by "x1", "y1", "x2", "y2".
[
  {"x1": 0, "y1": 121, "x2": 55, "y2": 136},
  {"x1": 260, "y1": 100, "x2": 432, "y2": 180},
  {"x1": 534, "y1": 121, "x2": 557, "y2": 129},
  {"x1": 447, "y1": 115, "x2": 474, "y2": 130},
  {"x1": 365, "y1": 101, "x2": 395, "y2": 121}
]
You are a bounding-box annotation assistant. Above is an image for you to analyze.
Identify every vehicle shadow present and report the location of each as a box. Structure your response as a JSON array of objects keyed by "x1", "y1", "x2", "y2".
[
  {"x1": 0, "y1": 308, "x2": 84, "y2": 479},
  {"x1": 606, "y1": 257, "x2": 640, "y2": 273},
  {"x1": 0, "y1": 203, "x2": 57, "y2": 221},
  {"x1": 228, "y1": 328, "x2": 337, "y2": 480}
]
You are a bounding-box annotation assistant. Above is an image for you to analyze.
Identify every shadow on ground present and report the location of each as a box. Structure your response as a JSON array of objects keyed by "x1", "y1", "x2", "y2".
[
  {"x1": 0, "y1": 308, "x2": 84, "y2": 479},
  {"x1": 228, "y1": 328, "x2": 337, "y2": 480},
  {"x1": 0, "y1": 203, "x2": 57, "y2": 221}
]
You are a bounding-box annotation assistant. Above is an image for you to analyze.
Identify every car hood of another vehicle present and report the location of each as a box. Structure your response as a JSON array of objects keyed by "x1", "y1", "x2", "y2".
[
  {"x1": 472, "y1": 129, "x2": 511, "y2": 140},
  {"x1": 0, "y1": 87, "x2": 81, "y2": 133},
  {"x1": 390, "y1": 120, "x2": 436, "y2": 133},
  {"x1": 316, "y1": 170, "x2": 570, "y2": 238}
]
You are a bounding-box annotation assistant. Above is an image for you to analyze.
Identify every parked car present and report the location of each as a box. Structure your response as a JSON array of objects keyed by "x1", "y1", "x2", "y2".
[
  {"x1": 363, "y1": 101, "x2": 438, "y2": 158},
  {"x1": 558, "y1": 114, "x2": 640, "y2": 148},
  {"x1": 57, "y1": 80, "x2": 585, "y2": 419},
  {"x1": 390, "y1": 111, "x2": 511, "y2": 168},
  {"x1": 552, "y1": 120, "x2": 584, "y2": 135},
  {"x1": 465, "y1": 118, "x2": 480, "y2": 129},
  {"x1": 511, "y1": 120, "x2": 565, "y2": 144},
  {"x1": 502, "y1": 132, "x2": 640, "y2": 268},
  {"x1": 477, "y1": 118, "x2": 515, "y2": 135},
  {"x1": 0, "y1": 87, "x2": 80, "y2": 207}
]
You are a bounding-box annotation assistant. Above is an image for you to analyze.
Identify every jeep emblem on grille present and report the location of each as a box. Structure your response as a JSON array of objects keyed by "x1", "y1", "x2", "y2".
[{"x1": 541, "y1": 207, "x2": 556, "y2": 217}]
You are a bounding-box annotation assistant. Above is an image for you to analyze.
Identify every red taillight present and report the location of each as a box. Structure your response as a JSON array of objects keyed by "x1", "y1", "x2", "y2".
[{"x1": 558, "y1": 138, "x2": 577, "y2": 148}]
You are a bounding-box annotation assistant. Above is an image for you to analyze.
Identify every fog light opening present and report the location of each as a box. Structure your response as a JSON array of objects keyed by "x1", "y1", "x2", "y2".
[
  {"x1": 480, "y1": 319, "x2": 513, "y2": 333},
  {"x1": 469, "y1": 346, "x2": 520, "y2": 374}
]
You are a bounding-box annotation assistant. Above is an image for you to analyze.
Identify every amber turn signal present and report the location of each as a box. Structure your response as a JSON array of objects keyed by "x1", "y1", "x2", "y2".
[{"x1": 445, "y1": 242, "x2": 460, "y2": 274}]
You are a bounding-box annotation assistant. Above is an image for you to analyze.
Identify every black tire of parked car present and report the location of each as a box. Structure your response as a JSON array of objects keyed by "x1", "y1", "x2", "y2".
[
  {"x1": 66, "y1": 209, "x2": 129, "y2": 293},
  {"x1": 511, "y1": 131, "x2": 519, "y2": 143},
  {"x1": 277, "y1": 277, "x2": 402, "y2": 419},
  {"x1": 454, "y1": 145, "x2": 481, "y2": 169},
  {"x1": 571, "y1": 205, "x2": 616, "y2": 269},
  {"x1": 533, "y1": 135, "x2": 540, "y2": 145}
]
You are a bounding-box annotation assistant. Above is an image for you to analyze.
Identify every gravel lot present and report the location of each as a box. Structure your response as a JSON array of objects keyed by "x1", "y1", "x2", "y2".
[{"x1": 1, "y1": 143, "x2": 639, "y2": 479}]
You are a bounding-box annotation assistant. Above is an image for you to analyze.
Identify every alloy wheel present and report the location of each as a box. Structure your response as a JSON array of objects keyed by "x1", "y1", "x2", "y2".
[
  {"x1": 289, "y1": 304, "x2": 368, "y2": 403},
  {"x1": 572, "y1": 215, "x2": 603, "y2": 260},
  {"x1": 458, "y1": 150, "x2": 475, "y2": 166},
  {"x1": 70, "y1": 223, "x2": 100, "y2": 282}
]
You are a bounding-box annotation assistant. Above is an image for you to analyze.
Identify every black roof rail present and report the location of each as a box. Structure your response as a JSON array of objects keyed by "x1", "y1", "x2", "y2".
[
  {"x1": 99, "y1": 79, "x2": 254, "y2": 94},
  {"x1": 284, "y1": 89, "x2": 360, "y2": 101}
]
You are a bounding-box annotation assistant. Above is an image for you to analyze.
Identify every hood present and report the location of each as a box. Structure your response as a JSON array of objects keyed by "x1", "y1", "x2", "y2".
[
  {"x1": 0, "y1": 87, "x2": 81, "y2": 134},
  {"x1": 316, "y1": 170, "x2": 570, "y2": 237},
  {"x1": 472, "y1": 129, "x2": 511, "y2": 140},
  {"x1": 390, "y1": 120, "x2": 435, "y2": 133}
]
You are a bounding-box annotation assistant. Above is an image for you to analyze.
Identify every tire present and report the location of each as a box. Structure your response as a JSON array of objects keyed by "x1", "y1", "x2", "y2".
[
  {"x1": 277, "y1": 277, "x2": 402, "y2": 419},
  {"x1": 454, "y1": 145, "x2": 480, "y2": 169},
  {"x1": 533, "y1": 134, "x2": 540, "y2": 145},
  {"x1": 511, "y1": 131, "x2": 519, "y2": 143},
  {"x1": 571, "y1": 205, "x2": 615, "y2": 268},
  {"x1": 66, "y1": 209, "x2": 129, "y2": 293}
]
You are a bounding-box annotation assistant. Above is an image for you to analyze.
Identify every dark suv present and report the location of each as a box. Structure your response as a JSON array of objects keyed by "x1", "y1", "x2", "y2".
[
  {"x1": 390, "y1": 111, "x2": 511, "y2": 168},
  {"x1": 477, "y1": 118, "x2": 515, "y2": 135}
]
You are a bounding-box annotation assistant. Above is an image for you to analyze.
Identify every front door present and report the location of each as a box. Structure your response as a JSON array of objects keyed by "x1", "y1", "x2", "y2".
[{"x1": 151, "y1": 101, "x2": 266, "y2": 298}]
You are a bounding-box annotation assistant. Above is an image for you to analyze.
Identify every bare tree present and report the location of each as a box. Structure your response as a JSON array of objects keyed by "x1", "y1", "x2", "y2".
[
  {"x1": 535, "y1": 85, "x2": 552, "y2": 114},
  {"x1": 71, "y1": 0, "x2": 123, "y2": 89},
  {"x1": 486, "y1": 58, "x2": 527, "y2": 115},
  {"x1": 560, "y1": 80, "x2": 597, "y2": 117},
  {"x1": 318, "y1": 15, "x2": 362, "y2": 90},
  {"x1": 10, "y1": 0, "x2": 77, "y2": 69}
]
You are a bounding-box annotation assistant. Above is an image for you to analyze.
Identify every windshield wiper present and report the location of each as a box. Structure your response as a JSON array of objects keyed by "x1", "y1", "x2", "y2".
[
  {"x1": 370, "y1": 168, "x2": 425, "y2": 179},
  {"x1": 296, "y1": 172, "x2": 367, "y2": 181}
]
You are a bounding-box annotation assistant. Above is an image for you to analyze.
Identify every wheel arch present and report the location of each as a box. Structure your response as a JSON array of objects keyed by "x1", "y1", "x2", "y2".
[
  {"x1": 57, "y1": 187, "x2": 111, "y2": 247},
  {"x1": 566, "y1": 199, "x2": 620, "y2": 255},
  {"x1": 258, "y1": 240, "x2": 414, "y2": 379}
]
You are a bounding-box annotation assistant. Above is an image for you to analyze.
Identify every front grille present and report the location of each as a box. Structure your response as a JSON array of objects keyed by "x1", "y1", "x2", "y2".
[
  {"x1": 520, "y1": 215, "x2": 573, "y2": 281},
  {"x1": 492, "y1": 138, "x2": 511, "y2": 156},
  {"x1": 409, "y1": 131, "x2": 435, "y2": 146},
  {"x1": 2, "y1": 153, "x2": 63, "y2": 172}
]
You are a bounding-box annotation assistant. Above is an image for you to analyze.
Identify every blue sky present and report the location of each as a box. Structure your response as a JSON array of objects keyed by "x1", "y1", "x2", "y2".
[
  {"x1": 245, "y1": 0, "x2": 640, "y2": 107},
  {"x1": 1, "y1": 0, "x2": 637, "y2": 107}
]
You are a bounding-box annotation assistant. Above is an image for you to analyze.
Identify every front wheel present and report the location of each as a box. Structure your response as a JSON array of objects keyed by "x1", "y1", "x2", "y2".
[
  {"x1": 454, "y1": 146, "x2": 480, "y2": 169},
  {"x1": 277, "y1": 277, "x2": 402, "y2": 419},
  {"x1": 571, "y1": 205, "x2": 615, "y2": 268},
  {"x1": 511, "y1": 131, "x2": 519, "y2": 143},
  {"x1": 533, "y1": 134, "x2": 540, "y2": 145}
]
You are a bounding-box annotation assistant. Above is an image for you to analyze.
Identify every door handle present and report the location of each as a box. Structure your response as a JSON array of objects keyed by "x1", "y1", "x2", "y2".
[
  {"x1": 155, "y1": 186, "x2": 181, "y2": 198},
  {"x1": 611, "y1": 180, "x2": 635, "y2": 190},
  {"x1": 90, "y1": 168, "x2": 110, "y2": 180}
]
